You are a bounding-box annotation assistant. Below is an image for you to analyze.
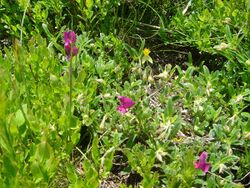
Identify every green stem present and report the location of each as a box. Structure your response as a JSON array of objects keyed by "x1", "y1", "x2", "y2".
[
  {"x1": 20, "y1": 0, "x2": 30, "y2": 45},
  {"x1": 69, "y1": 57, "x2": 73, "y2": 126}
]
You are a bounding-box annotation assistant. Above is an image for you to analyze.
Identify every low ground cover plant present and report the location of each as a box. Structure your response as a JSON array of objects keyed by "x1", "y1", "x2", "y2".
[{"x1": 0, "y1": 0, "x2": 250, "y2": 187}]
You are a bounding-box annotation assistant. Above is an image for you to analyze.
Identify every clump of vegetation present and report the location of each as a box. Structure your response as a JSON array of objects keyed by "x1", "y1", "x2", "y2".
[{"x1": 0, "y1": 0, "x2": 249, "y2": 187}]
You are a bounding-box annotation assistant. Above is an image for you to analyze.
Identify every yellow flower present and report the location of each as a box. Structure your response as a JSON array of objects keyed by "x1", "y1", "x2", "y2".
[{"x1": 143, "y1": 48, "x2": 151, "y2": 56}]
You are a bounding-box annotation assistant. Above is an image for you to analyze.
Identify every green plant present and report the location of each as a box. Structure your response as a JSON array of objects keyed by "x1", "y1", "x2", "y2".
[{"x1": 1, "y1": 0, "x2": 250, "y2": 187}]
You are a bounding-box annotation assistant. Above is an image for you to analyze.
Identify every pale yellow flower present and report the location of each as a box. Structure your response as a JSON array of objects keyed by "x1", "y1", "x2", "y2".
[{"x1": 213, "y1": 42, "x2": 229, "y2": 51}]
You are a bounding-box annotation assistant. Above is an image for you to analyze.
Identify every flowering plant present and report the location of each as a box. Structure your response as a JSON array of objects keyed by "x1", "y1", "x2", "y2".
[
  {"x1": 141, "y1": 48, "x2": 153, "y2": 64},
  {"x1": 63, "y1": 31, "x2": 78, "y2": 59},
  {"x1": 117, "y1": 96, "x2": 135, "y2": 114},
  {"x1": 194, "y1": 151, "x2": 211, "y2": 174}
]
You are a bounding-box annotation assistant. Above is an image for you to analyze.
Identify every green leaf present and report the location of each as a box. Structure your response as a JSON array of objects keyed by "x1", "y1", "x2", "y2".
[
  {"x1": 31, "y1": 161, "x2": 44, "y2": 183},
  {"x1": 0, "y1": 92, "x2": 6, "y2": 119},
  {"x1": 83, "y1": 158, "x2": 99, "y2": 187},
  {"x1": 101, "y1": 147, "x2": 115, "y2": 178},
  {"x1": 202, "y1": 65, "x2": 210, "y2": 77},
  {"x1": 42, "y1": 23, "x2": 65, "y2": 53},
  {"x1": 35, "y1": 138, "x2": 52, "y2": 163},
  {"x1": 142, "y1": 55, "x2": 153, "y2": 64},
  {"x1": 166, "y1": 98, "x2": 174, "y2": 117},
  {"x1": 124, "y1": 44, "x2": 139, "y2": 58},
  {"x1": 3, "y1": 155, "x2": 17, "y2": 177},
  {"x1": 91, "y1": 136, "x2": 100, "y2": 167},
  {"x1": 71, "y1": 132, "x2": 80, "y2": 145},
  {"x1": 86, "y1": 0, "x2": 93, "y2": 9},
  {"x1": 142, "y1": 172, "x2": 158, "y2": 188},
  {"x1": 215, "y1": 0, "x2": 224, "y2": 8},
  {"x1": 17, "y1": 0, "x2": 29, "y2": 10},
  {"x1": 66, "y1": 163, "x2": 79, "y2": 184},
  {"x1": 13, "y1": 109, "x2": 25, "y2": 127},
  {"x1": 212, "y1": 155, "x2": 239, "y2": 172}
]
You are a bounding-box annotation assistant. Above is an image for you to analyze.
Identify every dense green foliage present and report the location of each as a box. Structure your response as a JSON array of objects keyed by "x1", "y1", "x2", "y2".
[{"x1": 0, "y1": 0, "x2": 250, "y2": 187}]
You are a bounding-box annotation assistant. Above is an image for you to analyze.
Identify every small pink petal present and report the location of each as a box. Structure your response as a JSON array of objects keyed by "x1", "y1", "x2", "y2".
[
  {"x1": 117, "y1": 105, "x2": 127, "y2": 114},
  {"x1": 118, "y1": 96, "x2": 135, "y2": 109},
  {"x1": 117, "y1": 96, "x2": 135, "y2": 114},
  {"x1": 199, "y1": 152, "x2": 208, "y2": 162},
  {"x1": 64, "y1": 31, "x2": 76, "y2": 43},
  {"x1": 194, "y1": 162, "x2": 199, "y2": 169},
  {"x1": 203, "y1": 163, "x2": 210, "y2": 173},
  {"x1": 64, "y1": 42, "x2": 71, "y2": 54},
  {"x1": 72, "y1": 46, "x2": 78, "y2": 56},
  {"x1": 194, "y1": 151, "x2": 211, "y2": 174}
]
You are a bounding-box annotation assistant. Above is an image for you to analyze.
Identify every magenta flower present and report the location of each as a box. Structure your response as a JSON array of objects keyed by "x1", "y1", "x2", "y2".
[
  {"x1": 194, "y1": 151, "x2": 211, "y2": 174},
  {"x1": 117, "y1": 96, "x2": 135, "y2": 114},
  {"x1": 64, "y1": 31, "x2": 76, "y2": 43},
  {"x1": 63, "y1": 31, "x2": 78, "y2": 59}
]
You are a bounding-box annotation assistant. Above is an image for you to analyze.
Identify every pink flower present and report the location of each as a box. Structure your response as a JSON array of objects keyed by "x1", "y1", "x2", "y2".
[
  {"x1": 117, "y1": 96, "x2": 135, "y2": 114},
  {"x1": 63, "y1": 31, "x2": 78, "y2": 59},
  {"x1": 64, "y1": 43, "x2": 78, "y2": 56},
  {"x1": 194, "y1": 151, "x2": 211, "y2": 174},
  {"x1": 64, "y1": 31, "x2": 76, "y2": 43}
]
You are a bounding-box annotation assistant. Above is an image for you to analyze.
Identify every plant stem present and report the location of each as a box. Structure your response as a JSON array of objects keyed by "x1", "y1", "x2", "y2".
[
  {"x1": 20, "y1": 0, "x2": 30, "y2": 46},
  {"x1": 69, "y1": 58, "x2": 73, "y2": 126}
]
